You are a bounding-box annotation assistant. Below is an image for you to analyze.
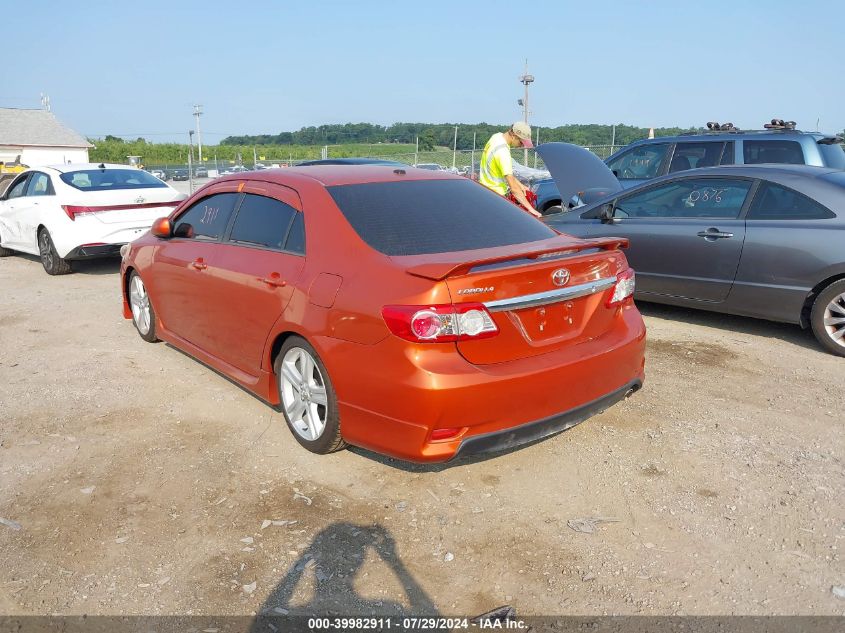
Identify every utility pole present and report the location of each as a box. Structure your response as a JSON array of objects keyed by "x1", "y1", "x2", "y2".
[
  {"x1": 188, "y1": 130, "x2": 195, "y2": 194},
  {"x1": 452, "y1": 125, "x2": 458, "y2": 170},
  {"x1": 193, "y1": 104, "x2": 203, "y2": 162},
  {"x1": 415, "y1": 136, "x2": 419, "y2": 166},
  {"x1": 519, "y1": 59, "x2": 534, "y2": 165},
  {"x1": 471, "y1": 132, "x2": 477, "y2": 178}
]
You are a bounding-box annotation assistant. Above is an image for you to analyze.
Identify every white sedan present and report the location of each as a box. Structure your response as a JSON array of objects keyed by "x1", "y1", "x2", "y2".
[{"x1": 0, "y1": 163, "x2": 185, "y2": 275}]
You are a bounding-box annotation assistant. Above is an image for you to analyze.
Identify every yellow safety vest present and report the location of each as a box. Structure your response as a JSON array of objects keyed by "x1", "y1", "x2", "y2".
[{"x1": 479, "y1": 132, "x2": 513, "y2": 195}]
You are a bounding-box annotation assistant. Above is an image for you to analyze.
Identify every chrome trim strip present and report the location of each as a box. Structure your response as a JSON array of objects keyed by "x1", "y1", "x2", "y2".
[{"x1": 483, "y1": 277, "x2": 616, "y2": 312}]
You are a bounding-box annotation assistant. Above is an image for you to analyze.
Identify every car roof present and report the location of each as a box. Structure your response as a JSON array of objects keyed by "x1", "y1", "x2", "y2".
[
  {"x1": 652, "y1": 164, "x2": 841, "y2": 180},
  {"x1": 211, "y1": 165, "x2": 463, "y2": 188},
  {"x1": 630, "y1": 130, "x2": 831, "y2": 145},
  {"x1": 32, "y1": 163, "x2": 140, "y2": 174},
  {"x1": 296, "y1": 158, "x2": 405, "y2": 166}
]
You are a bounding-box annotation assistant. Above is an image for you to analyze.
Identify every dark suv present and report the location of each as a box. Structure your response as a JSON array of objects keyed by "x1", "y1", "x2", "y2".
[{"x1": 533, "y1": 122, "x2": 845, "y2": 213}]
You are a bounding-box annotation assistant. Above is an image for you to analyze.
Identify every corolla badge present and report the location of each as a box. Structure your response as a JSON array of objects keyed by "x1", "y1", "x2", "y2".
[
  {"x1": 551, "y1": 268, "x2": 571, "y2": 287},
  {"x1": 135, "y1": 196, "x2": 146, "y2": 204}
]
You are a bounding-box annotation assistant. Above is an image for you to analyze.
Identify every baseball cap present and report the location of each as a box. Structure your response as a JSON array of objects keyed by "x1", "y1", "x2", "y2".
[{"x1": 511, "y1": 121, "x2": 534, "y2": 148}]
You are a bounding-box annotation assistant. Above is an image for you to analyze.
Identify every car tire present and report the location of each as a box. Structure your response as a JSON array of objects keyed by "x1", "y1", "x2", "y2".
[
  {"x1": 0, "y1": 229, "x2": 13, "y2": 257},
  {"x1": 38, "y1": 228, "x2": 72, "y2": 275},
  {"x1": 543, "y1": 205, "x2": 563, "y2": 216},
  {"x1": 810, "y1": 279, "x2": 845, "y2": 357},
  {"x1": 275, "y1": 336, "x2": 346, "y2": 455},
  {"x1": 128, "y1": 271, "x2": 159, "y2": 343}
]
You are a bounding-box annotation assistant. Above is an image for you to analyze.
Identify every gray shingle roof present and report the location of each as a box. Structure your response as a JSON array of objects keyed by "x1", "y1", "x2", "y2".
[{"x1": 0, "y1": 108, "x2": 93, "y2": 148}]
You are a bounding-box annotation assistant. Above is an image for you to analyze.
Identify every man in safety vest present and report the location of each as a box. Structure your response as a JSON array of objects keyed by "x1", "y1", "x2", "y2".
[{"x1": 479, "y1": 122, "x2": 541, "y2": 218}]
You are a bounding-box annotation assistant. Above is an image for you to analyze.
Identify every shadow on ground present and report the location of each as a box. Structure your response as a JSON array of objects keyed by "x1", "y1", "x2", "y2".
[
  {"x1": 637, "y1": 300, "x2": 822, "y2": 354},
  {"x1": 8, "y1": 252, "x2": 121, "y2": 276},
  {"x1": 249, "y1": 522, "x2": 438, "y2": 630}
]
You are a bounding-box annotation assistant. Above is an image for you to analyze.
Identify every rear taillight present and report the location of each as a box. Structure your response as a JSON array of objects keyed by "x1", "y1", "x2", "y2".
[
  {"x1": 382, "y1": 303, "x2": 498, "y2": 343},
  {"x1": 62, "y1": 205, "x2": 94, "y2": 221},
  {"x1": 607, "y1": 269, "x2": 636, "y2": 307},
  {"x1": 61, "y1": 201, "x2": 180, "y2": 221}
]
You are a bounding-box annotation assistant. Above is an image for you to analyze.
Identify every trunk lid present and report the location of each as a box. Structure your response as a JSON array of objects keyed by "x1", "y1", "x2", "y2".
[
  {"x1": 66, "y1": 189, "x2": 186, "y2": 224},
  {"x1": 400, "y1": 235, "x2": 630, "y2": 364}
]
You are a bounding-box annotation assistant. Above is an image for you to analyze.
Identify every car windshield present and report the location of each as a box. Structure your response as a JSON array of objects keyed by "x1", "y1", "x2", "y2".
[
  {"x1": 60, "y1": 169, "x2": 167, "y2": 191},
  {"x1": 328, "y1": 179, "x2": 556, "y2": 256}
]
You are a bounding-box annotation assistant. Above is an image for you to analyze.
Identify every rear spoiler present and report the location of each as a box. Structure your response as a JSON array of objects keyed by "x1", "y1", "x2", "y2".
[
  {"x1": 405, "y1": 237, "x2": 629, "y2": 281},
  {"x1": 817, "y1": 136, "x2": 843, "y2": 145}
]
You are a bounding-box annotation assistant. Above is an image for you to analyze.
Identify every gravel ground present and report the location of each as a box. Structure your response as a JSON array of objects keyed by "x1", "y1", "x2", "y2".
[{"x1": 0, "y1": 241, "x2": 843, "y2": 617}]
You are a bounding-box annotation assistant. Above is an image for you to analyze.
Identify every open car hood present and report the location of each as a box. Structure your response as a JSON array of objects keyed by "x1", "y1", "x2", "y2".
[{"x1": 536, "y1": 142, "x2": 622, "y2": 204}]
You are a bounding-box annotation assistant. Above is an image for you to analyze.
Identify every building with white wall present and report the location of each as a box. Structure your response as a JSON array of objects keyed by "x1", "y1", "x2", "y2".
[{"x1": 0, "y1": 108, "x2": 93, "y2": 167}]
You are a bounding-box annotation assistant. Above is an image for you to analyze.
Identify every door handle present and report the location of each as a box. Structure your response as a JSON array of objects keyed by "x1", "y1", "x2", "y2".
[
  {"x1": 697, "y1": 228, "x2": 734, "y2": 241},
  {"x1": 259, "y1": 273, "x2": 287, "y2": 288},
  {"x1": 191, "y1": 258, "x2": 208, "y2": 270}
]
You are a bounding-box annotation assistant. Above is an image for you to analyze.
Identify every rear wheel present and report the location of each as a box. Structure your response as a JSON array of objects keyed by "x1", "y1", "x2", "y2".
[
  {"x1": 275, "y1": 336, "x2": 346, "y2": 455},
  {"x1": 128, "y1": 271, "x2": 159, "y2": 342},
  {"x1": 810, "y1": 279, "x2": 845, "y2": 357},
  {"x1": 38, "y1": 228, "x2": 72, "y2": 275}
]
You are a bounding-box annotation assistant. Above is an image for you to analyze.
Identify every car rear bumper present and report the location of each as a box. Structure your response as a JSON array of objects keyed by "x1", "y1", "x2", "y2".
[
  {"x1": 321, "y1": 303, "x2": 646, "y2": 463},
  {"x1": 65, "y1": 243, "x2": 124, "y2": 259},
  {"x1": 451, "y1": 379, "x2": 641, "y2": 460}
]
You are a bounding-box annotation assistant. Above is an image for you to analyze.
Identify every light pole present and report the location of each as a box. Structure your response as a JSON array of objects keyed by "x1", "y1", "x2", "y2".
[
  {"x1": 519, "y1": 59, "x2": 534, "y2": 165},
  {"x1": 193, "y1": 104, "x2": 203, "y2": 162},
  {"x1": 188, "y1": 130, "x2": 195, "y2": 194}
]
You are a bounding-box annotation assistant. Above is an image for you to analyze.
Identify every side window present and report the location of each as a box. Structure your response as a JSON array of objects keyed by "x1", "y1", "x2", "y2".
[
  {"x1": 748, "y1": 182, "x2": 835, "y2": 220},
  {"x1": 615, "y1": 178, "x2": 751, "y2": 220},
  {"x1": 669, "y1": 142, "x2": 724, "y2": 172},
  {"x1": 607, "y1": 143, "x2": 670, "y2": 180},
  {"x1": 743, "y1": 140, "x2": 804, "y2": 165},
  {"x1": 5, "y1": 175, "x2": 30, "y2": 199},
  {"x1": 720, "y1": 141, "x2": 735, "y2": 165},
  {"x1": 284, "y1": 212, "x2": 306, "y2": 255},
  {"x1": 172, "y1": 192, "x2": 240, "y2": 240},
  {"x1": 228, "y1": 193, "x2": 297, "y2": 250},
  {"x1": 25, "y1": 172, "x2": 53, "y2": 197}
]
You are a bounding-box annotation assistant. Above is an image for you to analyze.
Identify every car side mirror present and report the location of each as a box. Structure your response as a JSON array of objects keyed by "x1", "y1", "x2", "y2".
[
  {"x1": 598, "y1": 203, "x2": 617, "y2": 223},
  {"x1": 151, "y1": 217, "x2": 172, "y2": 238}
]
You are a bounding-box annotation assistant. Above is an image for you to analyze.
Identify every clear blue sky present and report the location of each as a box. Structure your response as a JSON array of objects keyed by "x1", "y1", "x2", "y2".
[{"x1": 2, "y1": 0, "x2": 843, "y2": 142}]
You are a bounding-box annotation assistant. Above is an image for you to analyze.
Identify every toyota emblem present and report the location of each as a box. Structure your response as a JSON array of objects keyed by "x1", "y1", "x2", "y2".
[{"x1": 551, "y1": 268, "x2": 571, "y2": 287}]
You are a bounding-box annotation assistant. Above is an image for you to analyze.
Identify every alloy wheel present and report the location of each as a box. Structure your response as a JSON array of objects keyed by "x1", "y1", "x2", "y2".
[
  {"x1": 823, "y1": 291, "x2": 845, "y2": 349},
  {"x1": 279, "y1": 347, "x2": 329, "y2": 441},
  {"x1": 129, "y1": 275, "x2": 152, "y2": 335},
  {"x1": 39, "y1": 231, "x2": 54, "y2": 270}
]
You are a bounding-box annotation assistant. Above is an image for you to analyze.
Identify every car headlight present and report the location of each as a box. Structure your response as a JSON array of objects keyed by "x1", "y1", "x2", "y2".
[{"x1": 120, "y1": 244, "x2": 130, "y2": 259}]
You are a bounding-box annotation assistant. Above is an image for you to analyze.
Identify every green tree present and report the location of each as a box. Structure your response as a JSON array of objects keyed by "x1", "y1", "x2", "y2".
[{"x1": 418, "y1": 130, "x2": 436, "y2": 151}]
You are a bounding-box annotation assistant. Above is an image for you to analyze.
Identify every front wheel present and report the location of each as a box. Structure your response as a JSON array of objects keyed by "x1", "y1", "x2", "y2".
[
  {"x1": 38, "y1": 228, "x2": 72, "y2": 275},
  {"x1": 0, "y1": 229, "x2": 13, "y2": 257},
  {"x1": 810, "y1": 279, "x2": 845, "y2": 357},
  {"x1": 275, "y1": 336, "x2": 346, "y2": 455},
  {"x1": 128, "y1": 271, "x2": 159, "y2": 342}
]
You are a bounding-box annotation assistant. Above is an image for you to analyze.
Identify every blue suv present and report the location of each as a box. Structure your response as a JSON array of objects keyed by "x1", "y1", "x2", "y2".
[{"x1": 532, "y1": 121, "x2": 845, "y2": 213}]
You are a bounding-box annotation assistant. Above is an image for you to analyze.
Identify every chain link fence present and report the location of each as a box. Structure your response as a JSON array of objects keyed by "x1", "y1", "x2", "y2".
[{"x1": 144, "y1": 144, "x2": 625, "y2": 179}]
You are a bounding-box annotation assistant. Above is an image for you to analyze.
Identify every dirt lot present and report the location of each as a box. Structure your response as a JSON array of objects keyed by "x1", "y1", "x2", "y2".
[{"x1": 0, "y1": 248, "x2": 843, "y2": 617}]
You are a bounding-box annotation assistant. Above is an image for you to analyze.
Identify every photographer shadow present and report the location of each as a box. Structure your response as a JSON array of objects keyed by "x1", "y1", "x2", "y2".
[{"x1": 250, "y1": 522, "x2": 438, "y2": 631}]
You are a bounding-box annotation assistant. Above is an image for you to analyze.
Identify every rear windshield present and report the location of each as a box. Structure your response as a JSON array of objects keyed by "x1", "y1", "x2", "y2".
[
  {"x1": 328, "y1": 179, "x2": 556, "y2": 256},
  {"x1": 819, "y1": 143, "x2": 845, "y2": 169},
  {"x1": 60, "y1": 169, "x2": 167, "y2": 191}
]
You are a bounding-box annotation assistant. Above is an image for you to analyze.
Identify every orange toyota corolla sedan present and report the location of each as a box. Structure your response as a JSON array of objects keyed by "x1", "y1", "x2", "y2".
[{"x1": 120, "y1": 166, "x2": 645, "y2": 462}]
